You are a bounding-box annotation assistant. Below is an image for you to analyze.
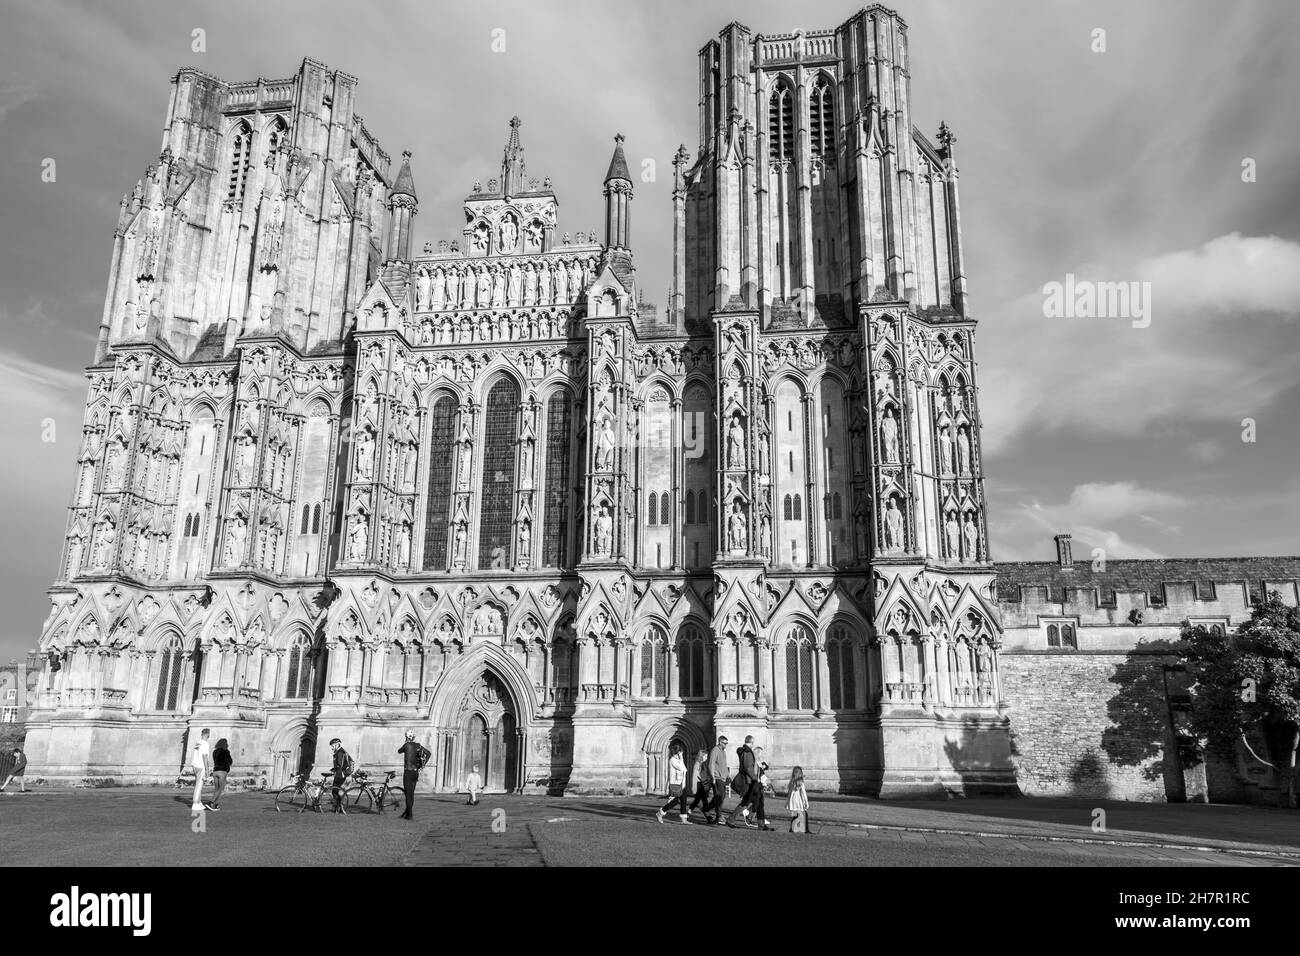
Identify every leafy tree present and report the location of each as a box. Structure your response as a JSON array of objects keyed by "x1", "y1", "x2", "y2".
[{"x1": 1178, "y1": 591, "x2": 1300, "y2": 808}]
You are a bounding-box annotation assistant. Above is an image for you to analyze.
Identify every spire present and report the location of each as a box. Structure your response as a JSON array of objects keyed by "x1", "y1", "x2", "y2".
[
  {"x1": 500, "y1": 116, "x2": 526, "y2": 196},
  {"x1": 391, "y1": 150, "x2": 417, "y2": 200},
  {"x1": 604, "y1": 132, "x2": 631, "y2": 184}
]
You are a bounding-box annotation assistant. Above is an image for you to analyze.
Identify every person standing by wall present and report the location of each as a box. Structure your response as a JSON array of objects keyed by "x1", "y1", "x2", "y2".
[
  {"x1": 328, "y1": 737, "x2": 353, "y2": 814},
  {"x1": 654, "y1": 743, "x2": 691, "y2": 824},
  {"x1": 209, "y1": 738, "x2": 232, "y2": 811},
  {"x1": 708, "y1": 735, "x2": 730, "y2": 826},
  {"x1": 190, "y1": 728, "x2": 212, "y2": 812},
  {"x1": 396, "y1": 730, "x2": 431, "y2": 821}
]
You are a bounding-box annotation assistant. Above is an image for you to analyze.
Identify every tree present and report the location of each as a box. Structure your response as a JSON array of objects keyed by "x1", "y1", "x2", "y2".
[{"x1": 1178, "y1": 591, "x2": 1300, "y2": 808}]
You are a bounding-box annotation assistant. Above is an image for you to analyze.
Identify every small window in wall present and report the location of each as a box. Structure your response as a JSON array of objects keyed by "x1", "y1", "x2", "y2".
[{"x1": 1044, "y1": 621, "x2": 1078, "y2": 650}]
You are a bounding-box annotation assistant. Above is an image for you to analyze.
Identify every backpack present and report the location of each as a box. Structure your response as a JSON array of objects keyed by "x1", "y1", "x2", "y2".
[
  {"x1": 343, "y1": 751, "x2": 357, "y2": 777},
  {"x1": 415, "y1": 744, "x2": 431, "y2": 770}
]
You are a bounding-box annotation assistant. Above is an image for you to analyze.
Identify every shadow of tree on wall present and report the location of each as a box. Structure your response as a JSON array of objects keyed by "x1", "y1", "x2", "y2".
[
  {"x1": 1099, "y1": 640, "x2": 1183, "y2": 797},
  {"x1": 941, "y1": 714, "x2": 1023, "y2": 797},
  {"x1": 1067, "y1": 749, "x2": 1111, "y2": 798}
]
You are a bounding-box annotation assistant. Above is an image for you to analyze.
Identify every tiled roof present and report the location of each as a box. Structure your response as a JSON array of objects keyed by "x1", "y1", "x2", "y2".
[{"x1": 995, "y1": 556, "x2": 1300, "y2": 606}]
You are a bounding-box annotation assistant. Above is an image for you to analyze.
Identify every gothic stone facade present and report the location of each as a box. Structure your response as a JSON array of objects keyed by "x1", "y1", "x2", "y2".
[{"x1": 27, "y1": 7, "x2": 1047, "y2": 796}]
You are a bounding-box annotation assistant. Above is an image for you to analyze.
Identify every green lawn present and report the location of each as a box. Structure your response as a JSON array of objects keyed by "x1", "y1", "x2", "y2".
[{"x1": 0, "y1": 791, "x2": 423, "y2": 866}]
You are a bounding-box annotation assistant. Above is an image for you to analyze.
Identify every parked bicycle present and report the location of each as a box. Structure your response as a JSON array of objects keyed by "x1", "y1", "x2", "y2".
[
  {"x1": 274, "y1": 770, "x2": 347, "y2": 814},
  {"x1": 341, "y1": 769, "x2": 403, "y2": 814}
]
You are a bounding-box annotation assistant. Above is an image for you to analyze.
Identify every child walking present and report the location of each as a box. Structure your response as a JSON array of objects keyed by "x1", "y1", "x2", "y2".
[
  {"x1": 464, "y1": 764, "x2": 483, "y2": 805},
  {"x1": 786, "y1": 766, "x2": 810, "y2": 834}
]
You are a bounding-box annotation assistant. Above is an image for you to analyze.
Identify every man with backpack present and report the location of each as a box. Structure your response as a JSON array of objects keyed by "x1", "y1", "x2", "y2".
[
  {"x1": 328, "y1": 737, "x2": 354, "y2": 814},
  {"x1": 396, "y1": 730, "x2": 432, "y2": 821}
]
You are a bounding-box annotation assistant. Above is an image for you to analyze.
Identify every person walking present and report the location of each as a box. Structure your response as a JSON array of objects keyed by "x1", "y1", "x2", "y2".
[
  {"x1": 208, "y1": 738, "x2": 232, "y2": 811},
  {"x1": 328, "y1": 737, "x2": 354, "y2": 814},
  {"x1": 464, "y1": 764, "x2": 483, "y2": 805},
  {"x1": 0, "y1": 747, "x2": 27, "y2": 794},
  {"x1": 396, "y1": 730, "x2": 431, "y2": 820},
  {"x1": 707, "y1": 735, "x2": 730, "y2": 826},
  {"x1": 655, "y1": 743, "x2": 691, "y2": 825},
  {"x1": 189, "y1": 728, "x2": 212, "y2": 812},
  {"x1": 727, "y1": 736, "x2": 773, "y2": 830},
  {"x1": 786, "y1": 766, "x2": 810, "y2": 834},
  {"x1": 686, "y1": 748, "x2": 714, "y2": 823}
]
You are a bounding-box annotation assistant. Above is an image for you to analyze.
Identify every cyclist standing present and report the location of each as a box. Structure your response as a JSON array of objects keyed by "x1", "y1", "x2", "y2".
[
  {"x1": 328, "y1": 737, "x2": 353, "y2": 814},
  {"x1": 396, "y1": 730, "x2": 431, "y2": 821}
]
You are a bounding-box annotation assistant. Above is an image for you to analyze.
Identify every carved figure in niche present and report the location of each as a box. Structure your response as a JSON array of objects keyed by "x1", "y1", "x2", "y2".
[
  {"x1": 538, "y1": 262, "x2": 553, "y2": 305},
  {"x1": 518, "y1": 521, "x2": 531, "y2": 562},
  {"x1": 431, "y1": 268, "x2": 448, "y2": 310},
  {"x1": 491, "y1": 267, "x2": 506, "y2": 308},
  {"x1": 963, "y1": 514, "x2": 979, "y2": 559},
  {"x1": 957, "y1": 427, "x2": 972, "y2": 475},
  {"x1": 347, "y1": 514, "x2": 368, "y2": 561},
  {"x1": 725, "y1": 324, "x2": 744, "y2": 353},
  {"x1": 938, "y1": 426, "x2": 953, "y2": 473},
  {"x1": 727, "y1": 414, "x2": 746, "y2": 469},
  {"x1": 525, "y1": 219, "x2": 544, "y2": 247},
  {"x1": 727, "y1": 502, "x2": 747, "y2": 552},
  {"x1": 415, "y1": 268, "x2": 431, "y2": 311},
  {"x1": 568, "y1": 260, "x2": 583, "y2": 300},
  {"x1": 945, "y1": 511, "x2": 960, "y2": 558},
  {"x1": 458, "y1": 442, "x2": 472, "y2": 487},
  {"x1": 880, "y1": 410, "x2": 899, "y2": 463},
  {"x1": 402, "y1": 447, "x2": 417, "y2": 490},
  {"x1": 473, "y1": 222, "x2": 489, "y2": 253},
  {"x1": 595, "y1": 415, "x2": 616, "y2": 470},
  {"x1": 507, "y1": 263, "x2": 522, "y2": 306},
  {"x1": 475, "y1": 267, "x2": 491, "y2": 308},
  {"x1": 554, "y1": 262, "x2": 569, "y2": 303},
  {"x1": 459, "y1": 268, "x2": 474, "y2": 309},
  {"x1": 354, "y1": 430, "x2": 374, "y2": 480},
  {"x1": 223, "y1": 515, "x2": 246, "y2": 566},
  {"x1": 593, "y1": 505, "x2": 613, "y2": 555},
  {"x1": 884, "y1": 498, "x2": 904, "y2": 550},
  {"x1": 757, "y1": 429, "x2": 769, "y2": 475},
  {"x1": 395, "y1": 522, "x2": 410, "y2": 567},
  {"x1": 454, "y1": 521, "x2": 468, "y2": 565},
  {"x1": 499, "y1": 214, "x2": 518, "y2": 254},
  {"x1": 523, "y1": 263, "x2": 538, "y2": 307}
]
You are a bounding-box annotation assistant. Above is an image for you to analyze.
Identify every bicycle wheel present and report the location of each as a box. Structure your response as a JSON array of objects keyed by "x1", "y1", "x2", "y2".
[
  {"x1": 379, "y1": 784, "x2": 404, "y2": 813},
  {"x1": 274, "y1": 786, "x2": 305, "y2": 813},
  {"x1": 345, "y1": 785, "x2": 374, "y2": 814}
]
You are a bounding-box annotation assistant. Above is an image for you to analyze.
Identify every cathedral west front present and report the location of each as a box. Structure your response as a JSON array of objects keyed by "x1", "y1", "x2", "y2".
[{"x1": 24, "y1": 7, "x2": 1021, "y2": 798}]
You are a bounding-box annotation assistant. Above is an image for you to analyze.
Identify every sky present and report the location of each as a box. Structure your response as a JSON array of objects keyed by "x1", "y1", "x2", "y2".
[{"x1": 0, "y1": 0, "x2": 1297, "y2": 660}]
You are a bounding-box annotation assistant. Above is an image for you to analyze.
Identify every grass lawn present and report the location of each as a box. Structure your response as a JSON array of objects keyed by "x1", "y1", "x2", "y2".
[{"x1": 0, "y1": 791, "x2": 424, "y2": 866}]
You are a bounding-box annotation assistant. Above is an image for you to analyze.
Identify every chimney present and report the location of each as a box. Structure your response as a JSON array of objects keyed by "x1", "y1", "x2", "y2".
[{"x1": 1054, "y1": 534, "x2": 1073, "y2": 569}]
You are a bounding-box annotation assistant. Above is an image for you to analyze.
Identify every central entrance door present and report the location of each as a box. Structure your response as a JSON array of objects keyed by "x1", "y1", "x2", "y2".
[{"x1": 457, "y1": 672, "x2": 518, "y2": 792}]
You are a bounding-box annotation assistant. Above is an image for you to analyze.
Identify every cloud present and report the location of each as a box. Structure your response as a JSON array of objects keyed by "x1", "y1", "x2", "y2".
[
  {"x1": 0, "y1": 80, "x2": 38, "y2": 123},
  {"x1": 1186, "y1": 439, "x2": 1224, "y2": 463},
  {"x1": 980, "y1": 233, "x2": 1300, "y2": 456}
]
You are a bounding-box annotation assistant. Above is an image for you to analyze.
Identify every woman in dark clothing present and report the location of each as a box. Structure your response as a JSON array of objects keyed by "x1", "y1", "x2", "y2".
[{"x1": 210, "y1": 738, "x2": 233, "y2": 810}]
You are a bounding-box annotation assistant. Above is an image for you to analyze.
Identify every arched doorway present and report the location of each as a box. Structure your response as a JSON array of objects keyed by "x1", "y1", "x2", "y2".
[
  {"x1": 455, "y1": 673, "x2": 519, "y2": 793},
  {"x1": 642, "y1": 721, "x2": 708, "y2": 795}
]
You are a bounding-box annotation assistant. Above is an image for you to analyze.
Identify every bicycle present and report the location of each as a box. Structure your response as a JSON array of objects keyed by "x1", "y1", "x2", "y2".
[
  {"x1": 274, "y1": 771, "x2": 348, "y2": 814},
  {"x1": 341, "y1": 769, "x2": 404, "y2": 814}
]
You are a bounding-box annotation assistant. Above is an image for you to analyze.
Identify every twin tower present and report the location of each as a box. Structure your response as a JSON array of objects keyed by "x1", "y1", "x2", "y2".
[{"x1": 30, "y1": 5, "x2": 1013, "y2": 797}]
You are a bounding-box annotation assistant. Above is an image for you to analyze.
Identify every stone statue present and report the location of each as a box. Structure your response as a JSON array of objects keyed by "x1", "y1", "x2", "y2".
[
  {"x1": 568, "y1": 260, "x2": 583, "y2": 300},
  {"x1": 397, "y1": 523, "x2": 411, "y2": 567},
  {"x1": 596, "y1": 416, "x2": 616, "y2": 470},
  {"x1": 475, "y1": 267, "x2": 491, "y2": 308},
  {"x1": 518, "y1": 521, "x2": 531, "y2": 562},
  {"x1": 538, "y1": 263, "x2": 553, "y2": 305},
  {"x1": 415, "y1": 269, "x2": 431, "y2": 311},
  {"x1": 939, "y1": 426, "x2": 953, "y2": 473},
  {"x1": 963, "y1": 514, "x2": 979, "y2": 559},
  {"x1": 593, "y1": 505, "x2": 613, "y2": 555},
  {"x1": 235, "y1": 438, "x2": 255, "y2": 485},
  {"x1": 884, "y1": 498, "x2": 904, "y2": 550},
  {"x1": 881, "y1": 410, "x2": 899, "y2": 463},
  {"x1": 499, "y1": 214, "x2": 518, "y2": 254},
  {"x1": 224, "y1": 515, "x2": 245, "y2": 566},
  {"x1": 507, "y1": 263, "x2": 522, "y2": 306},
  {"x1": 402, "y1": 447, "x2": 417, "y2": 490},
  {"x1": 454, "y1": 521, "x2": 468, "y2": 565},
  {"x1": 459, "y1": 268, "x2": 474, "y2": 309},
  {"x1": 757, "y1": 430, "x2": 769, "y2": 474},
  {"x1": 491, "y1": 267, "x2": 506, "y2": 308},
  {"x1": 727, "y1": 502, "x2": 747, "y2": 552},
  {"x1": 458, "y1": 442, "x2": 472, "y2": 487},
  {"x1": 523, "y1": 263, "x2": 538, "y2": 307},
  {"x1": 430, "y1": 268, "x2": 447, "y2": 310},
  {"x1": 727, "y1": 414, "x2": 746, "y2": 469},
  {"x1": 355, "y1": 431, "x2": 374, "y2": 481},
  {"x1": 347, "y1": 514, "x2": 368, "y2": 561},
  {"x1": 945, "y1": 512, "x2": 960, "y2": 558},
  {"x1": 554, "y1": 261, "x2": 569, "y2": 303},
  {"x1": 957, "y1": 428, "x2": 972, "y2": 475},
  {"x1": 93, "y1": 521, "x2": 116, "y2": 568}
]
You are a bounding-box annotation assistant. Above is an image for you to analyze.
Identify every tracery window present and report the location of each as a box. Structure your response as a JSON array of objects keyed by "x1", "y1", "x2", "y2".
[
  {"x1": 784, "y1": 625, "x2": 815, "y2": 710},
  {"x1": 284, "y1": 633, "x2": 314, "y2": 699},
  {"x1": 677, "y1": 625, "x2": 706, "y2": 698},
  {"x1": 227, "y1": 121, "x2": 253, "y2": 202},
  {"x1": 810, "y1": 75, "x2": 835, "y2": 159},
  {"x1": 639, "y1": 625, "x2": 668, "y2": 698},
  {"x1": 543, "y1": 393, "x2": 572, "y2": 567},
  {"x1": 478, "y1": 379, "x2": 520, "y2": 568},
  {"x1": 827, "y1": 626, "x2": 856, "y2": 710},
  {"x1": 768, "y1": 82, "x2": 794, "y2": 162},
  {"x1": 422, "y1": 395, "x2": 456, "y2": 568},
  {"x1": 154, "y1": 638, "x2": 185, "y2": 711}
]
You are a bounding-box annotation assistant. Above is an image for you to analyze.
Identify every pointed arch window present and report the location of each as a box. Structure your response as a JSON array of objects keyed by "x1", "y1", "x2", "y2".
[
  {"x1": 677, "y1": 625, "x2": 706, "y2": 698},
  {"x1": 639, "y1": 625, "x2": 668, "y2": 698},
  {"x1": 792, "y1": 494, "x2": 803, "y2": 520},
  {"x1": 647, "y1": 492, "x2": 658, "y2": 526},
  {"x1": 827, "y1": 625, "x2": 857, "y2": 710},
  {"x1": 267, "y1": 117, "x2": 288, "y2": 156},
  {"x1": 768, "y1": 82, "x2": 794, "y2": 163},
  {"x1": 810, "y1": 75, "x2": 835, "y2": 159},
  {"x1": 227, "y1": 121, "x2": 253, "y2": 202},
  {"x1": 284, "y1": 633, "x2": 314, "y2": 699},
  {"x1": 685, "y1": 491, "x2": 696, "y2": 525},
  {"x1": 783, "y1": 494, "x2": 793, "y2": 520},
  {"x1": 543, "y1": 392, "x2": 573, "y2": 567},
  {"x1": 423, "y1": 395, "x2": 457, "y2": 569},
  {"x1": 785, "y1": 625, "x2": 815, "y2": 710},
  {"x1": 660, "y1": 492, "x2": 670, "y2": 526},
  {"x1": 300, "y1": 505, "x2": 310, "y2": 535},
  {"x1": 312, "y1": 504, "x2": 322, "y2": 534},
  {"x1": 478, "y1": 379, "x2": 520, "y2": 568},
  {"x1": 154, "y1": 638, "x2": 185, "y2": 711}
]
